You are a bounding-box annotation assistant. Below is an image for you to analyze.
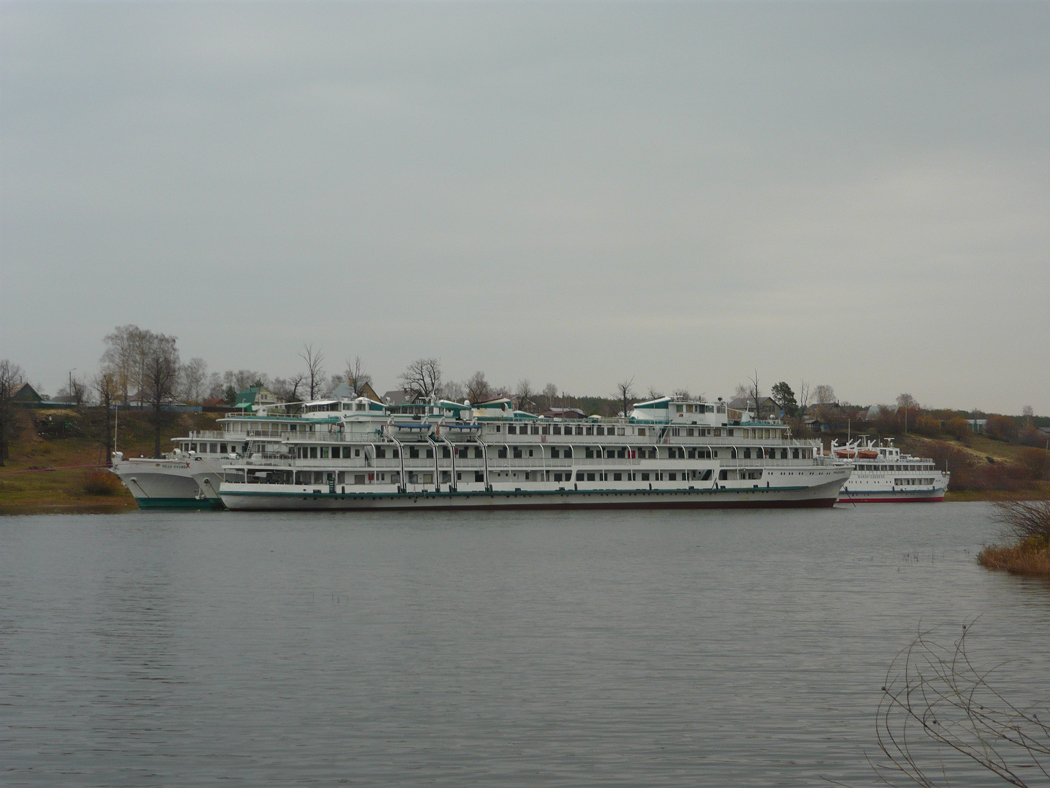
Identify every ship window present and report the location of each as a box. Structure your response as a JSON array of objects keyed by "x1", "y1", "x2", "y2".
[
  {"x1": 587, "y1": 473, "x2": 595, "y2": 481},
  {"x1": 553, "y1": 426, "x2": 561, "y2": 435},
  {"x1": 641, "y1": 473, "x2": 650, "y2": 481},
  {"x1": 613, "y1": 472, "x2": 622, "y2": 481},
  {"x1": 310, "y1": 447, "x2": 318, "y2": 459},
  {"x1": 638, "y1": 428, "x2": 646, "y2": 437},
  {"x1": 508, "y1": 425, "x2": 517, "y2": 434}
]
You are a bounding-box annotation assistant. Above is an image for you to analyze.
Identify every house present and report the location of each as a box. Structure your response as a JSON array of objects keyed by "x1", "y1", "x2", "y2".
[
  {"x1": 727, "y1": 396, "x2": 779, "y2": 420},
  {"x1": 541, "y1": 407, "x2": 586, "y2": 420},
  {"x1": 330, "y1": 380, "x2": 381, "y2": 402},
  {"x1": 234, "y1": 386, "x2": 278, "y2": 412},
  {"x1": 10, "y1": 382, "x2": 42, "y2": 405},
  {"x1": 967, "y1": 419, "x2": 987, "y2": 434}
]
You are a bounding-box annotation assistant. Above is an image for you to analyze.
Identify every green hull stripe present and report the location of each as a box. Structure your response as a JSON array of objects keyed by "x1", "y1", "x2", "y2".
[{"x1": 135, "y1": 497, "x2": 224, "y2": 510}]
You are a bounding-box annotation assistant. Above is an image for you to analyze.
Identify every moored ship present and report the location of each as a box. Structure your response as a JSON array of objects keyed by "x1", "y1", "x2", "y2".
[
  {"x1": 828, "y1": 438, "x2": 949, "y2": 502},
  {"x1": 219, "y1": 396, "x2": 852, "y2": 511},
  {"x1": 108, "y1": 398, "x2": 375, "y2": 508}
]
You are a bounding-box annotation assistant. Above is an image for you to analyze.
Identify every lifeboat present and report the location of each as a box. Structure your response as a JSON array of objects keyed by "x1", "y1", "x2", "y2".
[{"x1": 857, "y1": 449, "x2": 878, "y2": 459}]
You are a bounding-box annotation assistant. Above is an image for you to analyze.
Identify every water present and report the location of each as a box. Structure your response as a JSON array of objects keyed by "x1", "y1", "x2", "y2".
[{"x1": 2, "y1": 504, "x2": 1048, "y2": 787}]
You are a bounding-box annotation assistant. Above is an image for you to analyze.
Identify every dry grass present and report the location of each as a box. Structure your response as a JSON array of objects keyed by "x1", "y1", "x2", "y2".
[
  {"x1": 978, "y1": 539, "x2": 1050, "y2": 576},
  {"x1": 977, "y1": 500, "x2": 1050, "y2": 577}
]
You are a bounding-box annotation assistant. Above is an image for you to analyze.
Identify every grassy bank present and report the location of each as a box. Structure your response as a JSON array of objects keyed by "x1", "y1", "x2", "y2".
[{"x1": 0, "y1": 408, "x2": 221, "y2": 515}]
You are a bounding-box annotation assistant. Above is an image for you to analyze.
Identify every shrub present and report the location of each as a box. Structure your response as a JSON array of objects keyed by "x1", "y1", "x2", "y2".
[
  {"x1": 985, "y1": 414, "x2": 1019, "y2": 443},
  {"x1": 1017, "y1": 446, "x2": 1050, "y2": 480},
  {"x1": 992, "y1": 499, "x2": 1050, "y2": 546},
  {"x1": 945, "y1": 416, "x2": 971, "y2": 443},
  {"x1": 82, "y1": 469, "x2": 124, "y2": 496}
]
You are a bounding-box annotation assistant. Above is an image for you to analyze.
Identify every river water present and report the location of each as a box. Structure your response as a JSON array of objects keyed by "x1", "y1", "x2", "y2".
[{"x1": 2, "y1": 503, "x2": 1048, "y2": 787}]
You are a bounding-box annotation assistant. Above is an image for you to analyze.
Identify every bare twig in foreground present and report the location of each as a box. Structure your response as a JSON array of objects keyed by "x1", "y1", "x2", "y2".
[{"x1": 873, "y1": 623, "x2": 1050, "y2": 787}]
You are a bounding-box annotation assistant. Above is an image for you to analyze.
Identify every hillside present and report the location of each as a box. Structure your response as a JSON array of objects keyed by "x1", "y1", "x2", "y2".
[{"x1": 0, "y1": 408, "x2": 223, "y2": 514}]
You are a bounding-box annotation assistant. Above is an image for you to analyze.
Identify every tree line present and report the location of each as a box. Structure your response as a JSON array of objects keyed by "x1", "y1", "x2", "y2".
[{"x1": 2, "y1": 324, "x2": 1047, "y2": 465}]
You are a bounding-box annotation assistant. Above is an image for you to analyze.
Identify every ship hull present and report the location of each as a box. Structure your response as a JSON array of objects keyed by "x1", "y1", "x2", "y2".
[
  {"x1": 220, "y1": 478, "x2": 846, "y2": 511},
  {"x1": 837, "y1": 488, "x2": 946, "y2": 503},
  {"x1": 110, "y1": 459, "x2": 224, "y2": 510}
]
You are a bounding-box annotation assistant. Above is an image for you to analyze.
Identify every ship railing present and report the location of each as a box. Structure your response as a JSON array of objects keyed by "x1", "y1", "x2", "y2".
[{"x1": 717, "y1": 457, "x2": 832, "y2": 468}]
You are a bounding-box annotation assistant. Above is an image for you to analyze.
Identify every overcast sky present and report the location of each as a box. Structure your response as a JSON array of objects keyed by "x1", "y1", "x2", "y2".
[{"x1": 2, "y1": 2, "x2": 1048, "y2": 415}]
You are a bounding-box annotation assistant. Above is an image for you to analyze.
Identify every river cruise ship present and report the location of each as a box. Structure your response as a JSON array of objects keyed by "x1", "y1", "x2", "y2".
[
  {"x1": 109, "y1": 398, "x2": 382, "y2": 508},
  {"x1": 218, "y1": 396, "x2": 852, "y2": 511},
  {"x1": 829, "y1": 439, "x2": 949, "y2": 502}
]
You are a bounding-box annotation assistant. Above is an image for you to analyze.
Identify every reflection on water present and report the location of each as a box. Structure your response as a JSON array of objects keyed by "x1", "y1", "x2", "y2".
[{"x1": 2, "y1": 504, "x2": 1048, "y2": 786}]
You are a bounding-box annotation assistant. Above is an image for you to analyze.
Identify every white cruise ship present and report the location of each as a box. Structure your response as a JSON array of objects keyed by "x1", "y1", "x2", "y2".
[
  {"x1": 828, "y1": 439, "x2": 949, "y2": 502},
  {"x1": 109, "y1": 399, "x2": 378, "y2": 509},
  {"x1": 218, "y1": 396, "x2": 852, "y2": 511}
]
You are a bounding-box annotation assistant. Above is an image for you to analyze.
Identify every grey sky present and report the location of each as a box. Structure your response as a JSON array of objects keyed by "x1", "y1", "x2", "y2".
[{"x1": 2, "y1": 2, "x2": 1048, "y2": 414}]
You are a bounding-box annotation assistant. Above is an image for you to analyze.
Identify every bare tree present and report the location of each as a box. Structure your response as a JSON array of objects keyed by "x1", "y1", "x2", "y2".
[
  {"x1": 897, "y1": 392, "x2": 919, "y2": 435},
  {"x1": 647, "y1": 386, "x2": 664, "y2": 400},
  {"x1": 344, "y1": 356, "x2": 372, "y2": 397},
  {"x1": 797, "y1": 380, "x2": 811, "y2": 414},
  {"x1": 180, "y1": 357, "x2": 208, "y2": 404},
  {"x1": 399, "y1": 358, "x2": 442, "y2": 401},
  {"x1": 101, "y1": 324, "x2": 149, "y2": 407},
  {"x1": 516, "y1": 379, "x2": 535, "y2": 413},
  {"x1": 616, "y1": 376, "x2": 635, "y2": 418},
  {"x1": 874, "y1": 624, "x2": 1049, "y2": 786},
  {"x1": 442, "y1": 380, "x2": 466, "y2": 403},
  {"x1": 299, "y1": 344, "x2": 326, "y2": 400},
  {"x1": 94, "y1": 371, "x2": 118, "y2": 465},
  {"x1": 466, "y1": 371, "x2": 491, "y2": 403},
  {"x1": 0, "y1": 359, "x2": 26, "y2": 466},
  {"x1": 541, "y1": 383, "x2": 559, "y2": 411},
  {"x1": 672, "y1": 388, "x2": 692, "y2": 400},
  {"x1": 141, "y1": 333, "x2": 181, "y2": 457},
  {"x1": 814, "y1": 384, "x2": 836, "y2": 407}
]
